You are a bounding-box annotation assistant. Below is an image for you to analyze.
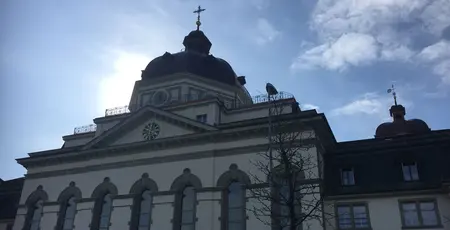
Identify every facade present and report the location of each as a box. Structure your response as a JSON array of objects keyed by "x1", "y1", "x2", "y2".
[
  {"x1": 11, "y1": 27, "x2": 331, "y2": 230},
  {"x1": 324, "y1": 105, "x2": 450, "y2": 230}
]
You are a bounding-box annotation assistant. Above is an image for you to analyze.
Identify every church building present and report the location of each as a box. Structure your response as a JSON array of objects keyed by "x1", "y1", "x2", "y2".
[
  {"x1": 11, "y1": 8, "x2": 331, "y2": 230},
  {"x1": 6, "y1": 7, "x2": 450, "y2": 230}
]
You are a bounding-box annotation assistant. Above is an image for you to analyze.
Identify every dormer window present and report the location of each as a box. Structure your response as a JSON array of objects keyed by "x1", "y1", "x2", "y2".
[
  {"x1": 402, "y1": 162, "x2": 419, "y2": 181},
  {"x1": 196, "y1": 114, "x2": 207, "y2": 123},
  {"x1": 341, "y1": 168, "x2": 355, "y2": 186}
]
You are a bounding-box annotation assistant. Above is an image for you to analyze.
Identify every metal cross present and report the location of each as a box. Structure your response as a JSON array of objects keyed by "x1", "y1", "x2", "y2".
[
  {"x1": 387, "y1": 84, "x2": 398, "y2": 105},
  {"x1": 193, "y1": 5, "x2": 206, "y2": 30}
]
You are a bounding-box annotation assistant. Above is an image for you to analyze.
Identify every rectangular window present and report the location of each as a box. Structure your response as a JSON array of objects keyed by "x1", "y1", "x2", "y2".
[
  {"x1": 336, "y1": 204, "x2": 370, "y2": 229},
  {"x1": 400, "y1": 200, "x2": 440, "y2": 228},
  {"x1": 341, "y1": 168, "x2": 355, "y2": 186},
  {"x1": 402, "y1": 162, "x2": 419, "y2": 181},
  {"x1": 196, "y1": 114, "x2": 207, "y2": 123}
]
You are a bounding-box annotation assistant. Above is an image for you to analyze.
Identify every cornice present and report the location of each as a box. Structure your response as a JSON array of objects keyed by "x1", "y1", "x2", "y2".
[
  {"x1": 19, "y1": 112, "x2": 327, "y2": 169},
  {"x1": 19, "y1": 125, "x2": 267, "y2": 168},
  {"x1": 23, "y1": 137, "x2": 319, "y2": 179},
  {"x1": 24, "y1": 143, "x2": 270, "y2": 179},
  {"x1": 93, "y1": 112, "x2": 130, "y2": 124},
  {"x1": 325, "y1": 188, "x2": 446, "y2": 201},
  {"x1": 62, "y1": 132, "x2": 95, "y2": 141},
  {"x1": 331, "y1": 134, "x2": 450, "y2": 157},
  {"x1": 333, "y1": 129, "x2": 450, "y2": 153},
  {"x1": 218, "y1": 110, "x2": 320, "y2": 129}
]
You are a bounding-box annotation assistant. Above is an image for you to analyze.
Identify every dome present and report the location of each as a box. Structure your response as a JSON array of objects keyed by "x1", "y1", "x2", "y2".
[
  {"x1": 375, "y1": 105, "x2": 431, "y2": 138},
  {"x1": 375, "y1": 119, "x2": 431, "y2": 138},
  {"x1": 142, "y1": 51, "x2": 238, "y2": 85},
  {"x1": 141, "y1": 30, "x2": 239, "y2": 86}
]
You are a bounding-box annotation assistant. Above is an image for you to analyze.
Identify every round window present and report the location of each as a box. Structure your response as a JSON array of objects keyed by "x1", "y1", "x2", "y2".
[{"x1": 152, "y1": 91, "x2": 168, "y2": 106}]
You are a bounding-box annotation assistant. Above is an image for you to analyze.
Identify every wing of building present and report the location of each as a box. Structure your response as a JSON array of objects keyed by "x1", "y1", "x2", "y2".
[
  {"x1": 324, "y1": 104, "x2": 450, "y2": 230},
  {"x1": 5, "y1": 21, "x2": 450, "y2": 230}
]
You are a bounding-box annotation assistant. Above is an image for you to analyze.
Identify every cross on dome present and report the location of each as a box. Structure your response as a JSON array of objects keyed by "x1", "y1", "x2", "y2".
[{"x1": 193, "y1": 5, "x2": 206, "y2": 31}]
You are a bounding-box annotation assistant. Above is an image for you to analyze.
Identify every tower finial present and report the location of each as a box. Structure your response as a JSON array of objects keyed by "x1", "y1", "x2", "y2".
[
  {"x1": 387, "y1": 84, "x2": 398, "y2": 106},
  {"x1": 193, "y1": 5, "x2": 206, "y2": 31}
]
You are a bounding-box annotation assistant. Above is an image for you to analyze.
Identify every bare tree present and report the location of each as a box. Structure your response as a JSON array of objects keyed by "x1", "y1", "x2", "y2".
[{"x1": 249, "y1": 97, "x2": 333, "y2": 230}]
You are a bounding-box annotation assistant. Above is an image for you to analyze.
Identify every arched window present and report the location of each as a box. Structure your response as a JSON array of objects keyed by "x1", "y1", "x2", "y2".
[
  {"x1": 129, "y1": 173, "x2": 158, "y2": 230},
  {"x1": 56, "y1": 182, "x2": 82, "y2": 230},
  {"x1": 170, "y1": 168, "x2": 202, "y2": 230},
  {"x1": 62, "y1": 197, "x2": 77, "y2": 229},
  {"x1": 271, "y1": 165, "x2": 305, "y2": 230},
  {"x1": 217, "y1": 164, "x2": 251, "y2": 230},
  {"x1": 99, "y1": 194, "x2": 113, "y2": 230},
  {"x1": 180, "y1": 186, "x2": 196, "y2": 230},
  {"x1": 227, "y1": 182, "x2": 245, "y2": 230},
  {"x1": 30, "y1": 200, "x2": 44, "y2": 230},
  {"x1": 23, "y1": 185, "x2": 48, "y2": 230},
  {"x1": 90, "y1": 177, "x2": 118, "y2": 230},
  {"x1": 138, "y1": 190, "x2": 153, "y2": 229}
]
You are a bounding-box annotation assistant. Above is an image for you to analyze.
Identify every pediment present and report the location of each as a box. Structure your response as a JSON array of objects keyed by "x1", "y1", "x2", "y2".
[
  {"x1": 82, "y1": 106, "x2": 216, "y2": 149},
  {"x1": 111, "y1": 117, "x2": 193, "y2": 146}
]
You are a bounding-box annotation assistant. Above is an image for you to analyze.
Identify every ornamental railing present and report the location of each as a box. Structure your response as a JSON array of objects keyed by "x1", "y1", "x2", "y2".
[
  {"x1": 246, "y1": 91, "x2": 294, "y2": 105},
  {"x1": 105, "y1": 105, "x2": 130, "y2": 117},
  {"x1": 73, "y1": 124, "x2": 97, "y2": 135},
  {"x1": 101, "y1": 91, "x2": 294, "y2": 117},
  {"x1": 73, "y1": 91, "x2": 295, "y2": 134}
]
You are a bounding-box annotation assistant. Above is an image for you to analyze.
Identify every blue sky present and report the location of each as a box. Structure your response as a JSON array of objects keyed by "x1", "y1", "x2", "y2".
[{"x1": 1, "y1": 0, "x2": 449, "y2": 180}]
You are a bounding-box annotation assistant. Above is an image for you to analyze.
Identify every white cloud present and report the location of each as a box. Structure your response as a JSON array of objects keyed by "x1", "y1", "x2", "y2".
[
  {"x1": 419, "y1": 0, "x2": 450, "y2": 36},
  {"x1": 381, "y1": 45, "x2": 415, "y2": 61},
  {"x1": 424, "y1": 90, "x2": 448, "y2": 98},
  {"x1": 433, "y1": 60, "x2": 450, "y2": 85},
  {"x1": 417, "y1": 40, "x2": 450, "y2": 86},
  {"x1": 331, "y1": 91, "x2": 413, "y2": 120},
  {"x1": 302, "y1": 104, "x2": 320, "y2": 111},
  {"x1": 255, "y1": 18, "x2": 281, "y2": 45},
  {"x1": 292, "y1": 33, "x2": 378, "y2": 71},
  {"x1": 332, "y1": 93, "x2": 384, "y2": 116},
  {"x1": 418, "y1": 40, "x2": 450, "y2": 61},
  {"x1": 293, "y1": 0, "x2": 450, "y2": 82},
  {"x1": 311, "y1": 0, "x2": 423, "y2": 37}
]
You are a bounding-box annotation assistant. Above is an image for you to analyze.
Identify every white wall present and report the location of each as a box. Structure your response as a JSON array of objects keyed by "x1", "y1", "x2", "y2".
[
  {"x1": 16, "y1": 139, "x2": 321, "y2": 230},
  {"x1": 95, "y1": 119, "x2": 121, "y2": 137},
  {"x1": 170, "y1": 102, "x2": 220, "y2": 125},
  {"x1": 325, "y1": 194, "x2": 450, "y2": 230},
  {"x1": 25, "y1": 137, "x2": 268, "y2": 175},
  {"x1": 221, "y1": 102, "x2": 293, "y2": 124},
  {"x1": 63, "y1": 134, "x2": 95, "y2": 148}
]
